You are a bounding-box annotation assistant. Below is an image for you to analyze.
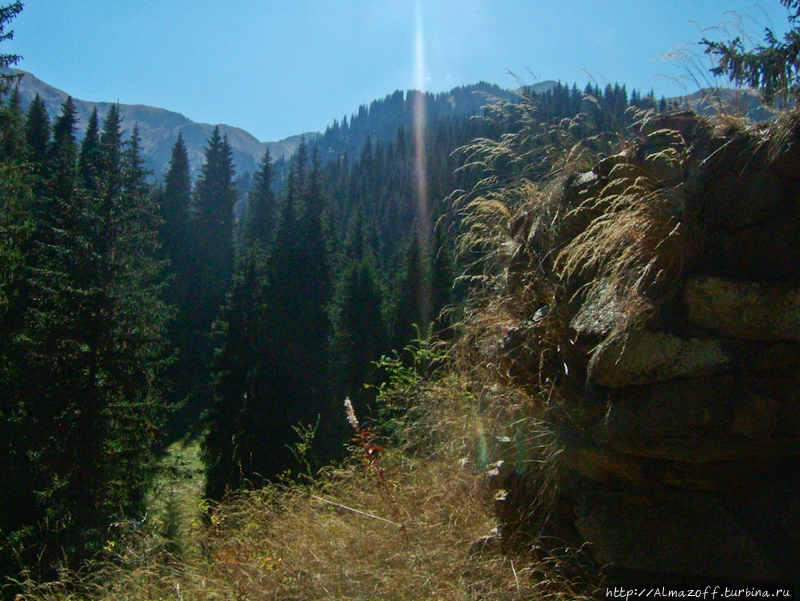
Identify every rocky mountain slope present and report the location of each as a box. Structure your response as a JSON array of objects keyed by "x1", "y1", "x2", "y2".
[{"x1": 9, "y1": 68, "x2": 309, "y2": 178}]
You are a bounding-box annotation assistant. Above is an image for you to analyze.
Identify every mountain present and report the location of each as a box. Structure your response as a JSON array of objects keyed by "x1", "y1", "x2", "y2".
[
  {"x1": 8, "y1": 69, "x2": 310, "y2": 179},
  {"x1": 311, "y1": 81, "x2": 522, "y2": 166}
]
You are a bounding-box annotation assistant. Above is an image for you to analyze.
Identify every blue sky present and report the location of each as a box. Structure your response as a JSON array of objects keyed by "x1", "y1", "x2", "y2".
[{"x1": 7, "y1": 1, "x2": 793, "y2": 142}]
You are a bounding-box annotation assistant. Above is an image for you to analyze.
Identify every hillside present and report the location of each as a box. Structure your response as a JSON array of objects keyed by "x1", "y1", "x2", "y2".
[
  {"x1": 9, "y1": 69, "x2": 538, "y2": 183},
  {"x1": 8, "y1": 68, "x2": 310, "y2": 178}
]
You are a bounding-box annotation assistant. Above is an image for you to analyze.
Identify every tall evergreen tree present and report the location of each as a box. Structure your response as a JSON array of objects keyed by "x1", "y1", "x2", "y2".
[
  {"x1": 46, "y1": 97, "x2": 79, "y2": 205},
  {"x1": 242, "y1": 147, "x2": 277, "y2": 250},
  {"x1": 4, "y1": 106, "x2": 170, "y2": 578},
  {"x1": 177, "y1": 127, "x2": 238, "y2": 423},
  {"x1": 0, "y1": 87, "x2": 24, "y2": 162},
  {"x1": 78, "y1": 108, "x2": 101, "y2": 193},
  {"x1": 203, "y1": 248, "x2": 272, "y2": 499},
  {"x1": 24, "y1": 93, "x2": 49, "y2": 166},
  {"x1": 0, "y1": 1, "x2": 21, "y2": 95},
  {"x1": 430, "y1": 222, "x2": 456, "y2": 336},
  {"x1": 328, "y1": 251, "x2": 387, "y2": 420},
  {"x1": 153, "y1": 135, "x2": 196, "y2": 435},
  {"x1": 0, "y1": 78, "x2": 34, "y2": 590},
  {"x1": 192, "y1": 126, "x2": 238, "y2": 329},
  {"x1": 389, "y1": 226, "x2": 430, "y2": 354},
  {"x1": 158, "y1": 134, "x2": 191, "y2": 268}
]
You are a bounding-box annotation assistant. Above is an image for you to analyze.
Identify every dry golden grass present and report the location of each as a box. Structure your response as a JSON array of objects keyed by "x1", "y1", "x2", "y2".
[{"x1": 13, "y1": 370, "x2": 599, "y2": 601}]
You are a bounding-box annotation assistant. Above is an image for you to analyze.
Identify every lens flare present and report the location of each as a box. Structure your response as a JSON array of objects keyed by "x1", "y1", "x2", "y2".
[
  {"x1": 412, "y1": 0, "x2": 432, "y2": 331},
  {"x1": 413, "y1": 0, "x2": 429, "y2": 246}
]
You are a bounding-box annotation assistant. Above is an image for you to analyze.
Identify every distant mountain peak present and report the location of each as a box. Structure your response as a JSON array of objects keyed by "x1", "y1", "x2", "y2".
[{"x1": 8, "y1": 68, "x2": 306, "y2": 178}]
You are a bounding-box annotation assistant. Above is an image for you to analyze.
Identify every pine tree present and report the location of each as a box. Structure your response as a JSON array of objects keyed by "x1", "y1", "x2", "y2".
[
  {"x1": 702, "y1": 0, "x2": 800, "y2": 103},
  {"x1": 242, "y1": 147, "x2": 277, "y2": 250},
  {"x1": 0, "y1": 87, "x2": 24, "y2": 162},
  {"x1": 175, "y1": 127, "x2": 238, "y2": 424},
  {"x1": 152, "y1": 135, "x2": 196, "y2": 436},
  {"x1": 7, "y1": 106, "x2": 170, "y2": 576},
  {"x1": 46, "y1": 97, "x2": 79, "y2": 205},
  {"x1": 192, "y1": 126, "x2": 238, "y2": 330},
  {"x1": 0, "y1": 2, "x2": 21, "y2": 95},
  {"x1": 78, "y1": 107, "x2": 100, "y2": 193},
  {"x1": 430, "y1": 221, "x2": 456, "y2": 337},
  {"x1": 158, "y1": 134, "x2": 191, "y2": 269},
  {"x1": 203, "y1": 248, "x2": 271, "y2": 499},
  {"x1": 389, "y1": 226, "x2": 430, "y2": 354},
  {"x1": 328, "y1": 251, "x2": 386, "y2": 419},
  {"x1": 24, "y1": 93, "x2": 49, "y2": 167}
]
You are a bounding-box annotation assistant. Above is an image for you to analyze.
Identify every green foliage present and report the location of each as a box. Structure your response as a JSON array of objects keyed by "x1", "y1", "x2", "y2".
[
  {"x1": 192, "y1": 126, "x2": 238, "y2": 328},
  {"x1": 371, "y1": 335, "x2": 448, "y2": 449},
  {"x1": 328, "y1": 251, "x2": 388, "y2": 417},
  {"x1": 24, "y1": 94, "x2": 49, "y2": 166},
  {"x1": 0, "y1": 1, "x2": 21, "y2": 94},
  {"x1": 242, "y1": 147, "x2": 277, "y2": 250},
  {"x1": 388, "y1": 226, "x2": 431, "y2": 353},
  {"x1": 702, "y1": 0, "x2": 800, "y2": 103},
  {"x1": 204, "y1": 140, "x2": 337, "y2": 498},
  {"x1": 0, "y1": 93, "x2": 171, "y2": 586}
]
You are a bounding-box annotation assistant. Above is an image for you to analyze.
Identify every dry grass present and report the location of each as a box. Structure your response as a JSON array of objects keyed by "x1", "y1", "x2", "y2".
[{"x1": 13, "y1": 369, "x2": 599, "y2": 601}]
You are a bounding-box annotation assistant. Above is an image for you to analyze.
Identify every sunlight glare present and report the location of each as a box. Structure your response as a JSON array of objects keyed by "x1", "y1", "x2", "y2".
[{"x1": 413, "y1": 0, "x2": 430, "y2": 246}]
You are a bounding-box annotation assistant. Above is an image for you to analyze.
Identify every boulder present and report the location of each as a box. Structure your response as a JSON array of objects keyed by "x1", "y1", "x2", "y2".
[
  {"x1": 593, "y1": 373, "x2": 799, "y2": 462},
  {"x1": 575, "y1": 490, "x2": 782, "y2": 580},
  {"x1": 685, "y1": 276, "x2": 800, "y2": 341},
  {"x1": 588, "y1": 330, "x2": 741, "y2": 388}
]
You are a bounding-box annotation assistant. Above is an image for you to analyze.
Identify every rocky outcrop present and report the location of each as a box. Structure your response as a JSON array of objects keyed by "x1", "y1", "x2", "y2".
[{"x1": 488, "y1": 110, "x2": 800, "y2": 582}]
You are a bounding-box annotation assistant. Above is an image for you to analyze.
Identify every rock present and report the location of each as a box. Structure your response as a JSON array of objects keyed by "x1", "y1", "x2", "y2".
[
  {"x1": 730, "y1": 394, "x2": 781, "y2": 440},
  {"x1": 594, "y1": 373, "x2": 800, "y2": 462},
  {"x1": 557, "y1": 443, "x2": 643, "y2": 485},
  {"x1": 783, "y1": 495, "x2": 800, "y2": 541},
  {"x1": 750, "y1": 342, "x2": 800, "y2": 371},
  {"x1": 588, "y1": 330, "x2": 741, "y2": 388},
  {"x1": 571, "y1": 283, "x2": 623, "y2": 337},
  {"x1": 575, "y1": 490, "x2": 782, "y2": 580},
  {"x1": 659, "y1": 457, "x2": 782, "y2": 492},
  {"x1": 746, "y1": 369, "x2": 800, "y2": 436},
  {"x1": 698, "y1": 213, "x2": 800, "y2": 281},
  {"x1": 702, "y1": 169, "x2": 793, "y2": 230},
  {"x1": 633, "y1": 112, "x2": 707, "y2": 147},
  {"x1": 685, "y1": 276, "x2": 800, "y2": 341}
]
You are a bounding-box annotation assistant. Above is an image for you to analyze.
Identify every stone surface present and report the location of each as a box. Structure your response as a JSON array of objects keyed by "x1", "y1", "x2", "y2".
[
  {"x1": 575, "y1": 491, "x2": 782, "y2": 580},
  {"x1": 685, "y1": 276, "x2": 800, "y2": 341},
  {"x1": 588, "y1": 330, "x2": 740, "y2": 388},
  {"x1": 494, "y1": 109, "x2": 800, "y2": 582},
  {"x1": 783, "y1": 495, "x2": 800, "y2": 541},
  {"x1": 593, "y1": 373, "x2": 800, "y2": 462},
  {"x1": 698, "y1": 212, "x2": 800, "y2": 282},
  {"x1": 557, "y1": 443, "x2": 643, "y2": 485}
]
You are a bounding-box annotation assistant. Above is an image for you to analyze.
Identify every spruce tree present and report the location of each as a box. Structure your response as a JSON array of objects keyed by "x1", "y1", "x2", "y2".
[
  {"x1": 192, "y1": 126, "x2": 238, "y2": 330},
  {"x1": 8, "y1": 105, "x2": 169, "y2": 576},
  {"x1": 78, "y1": 107, "x2": 100, "y2": 193},
  {"x1": 178, "y1": 127, "x2": 238, "y2": 423},
  {"x1": 46, "y1": 97, "x2": 79, "y2": 205},
  {"x1": 328, "y1": 251, "x2": 386, "y2": 420},
  {"x1": 0, "y1": 1, "x2": 21, "y2": 94},
  {"x1": 158, "y1": 134, "x2": 191, "y2": 270},
  {"x1": 203, "y1": 248, "x2": 271, "y2": 499},
  {"x1": 243, "y1": 147, "x2": 277, "y2": 250},
  {"x1": 153, "y1": 135, "x2": 196, "y2": 435},
  {"x1": 24, "y1": 93, "x2": 49, "y2": 166},
  {"x1": 389, "y1": 226, "x2": 430, "y2": 354}
]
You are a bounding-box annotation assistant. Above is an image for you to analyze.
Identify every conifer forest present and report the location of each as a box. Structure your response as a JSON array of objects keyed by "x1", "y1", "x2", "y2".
[{"x1": 4, "y1": 0, "x2": 798, "y2": 596}]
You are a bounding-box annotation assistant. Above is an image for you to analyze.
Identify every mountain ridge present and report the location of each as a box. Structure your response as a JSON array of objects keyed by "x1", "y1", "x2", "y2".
[
  {"x1": 8, "y1": 68, "x2": 312, "y2": 178},
  {"x1": 9, "y1": 68, "x2": 532, "y2": 181}
]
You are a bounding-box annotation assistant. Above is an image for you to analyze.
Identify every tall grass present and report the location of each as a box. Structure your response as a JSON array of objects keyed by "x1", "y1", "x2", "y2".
[{"x1": 13, "y1": 344, "x2": 599, "y2": 600}]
